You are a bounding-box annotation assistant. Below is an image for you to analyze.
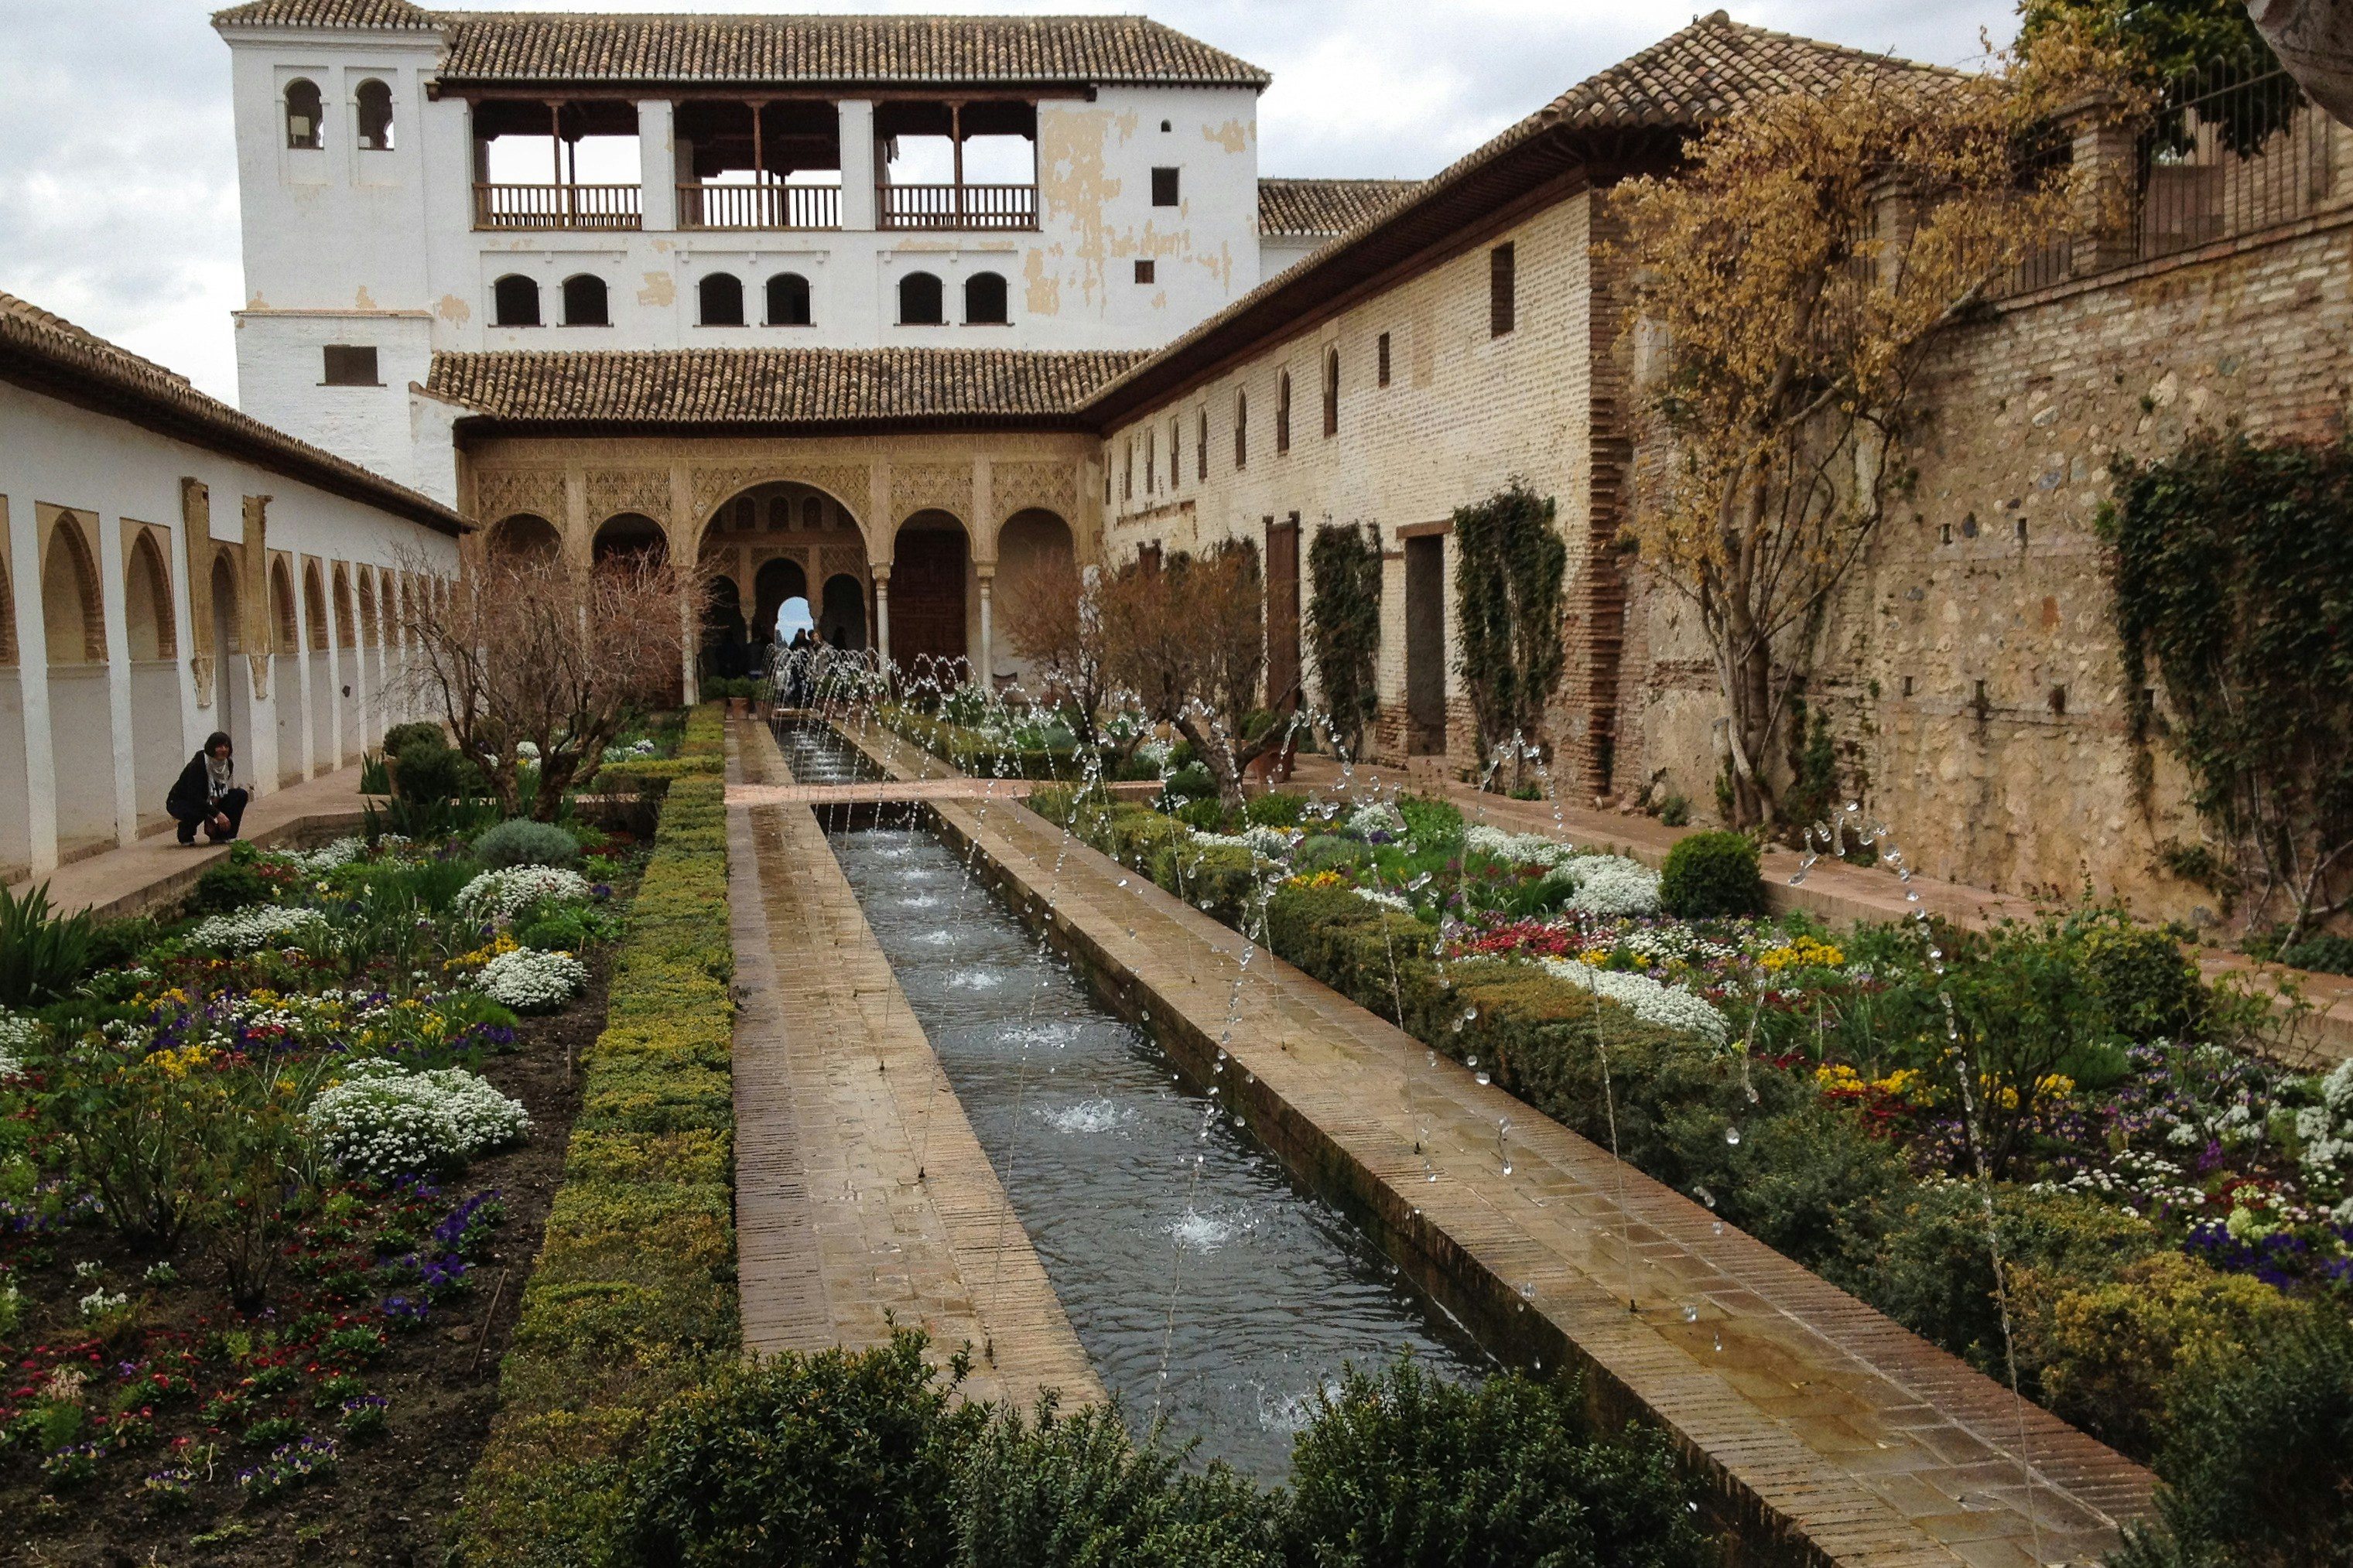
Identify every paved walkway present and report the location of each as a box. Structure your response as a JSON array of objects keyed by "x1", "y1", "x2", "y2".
[
  {"x1": 838, "y1": 716, "x2": 2152, "y2": 1568},
  {"x1": 5, "y1": 764, "x2": 370, "y2": 918},
  {"x1": 725, "y1": 720, "x2": 1102, "y2": 1409}
]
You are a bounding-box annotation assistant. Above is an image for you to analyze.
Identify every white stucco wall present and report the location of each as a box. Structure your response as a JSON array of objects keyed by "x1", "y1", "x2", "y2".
[{"x1": 0, "y1": 376, "x2": 460, "y2": 880}]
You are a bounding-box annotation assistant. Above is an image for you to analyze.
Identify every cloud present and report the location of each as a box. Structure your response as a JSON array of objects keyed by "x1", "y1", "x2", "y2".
[{"x1": 0, "y1": 0, "x2": 2023, "y2": 404}]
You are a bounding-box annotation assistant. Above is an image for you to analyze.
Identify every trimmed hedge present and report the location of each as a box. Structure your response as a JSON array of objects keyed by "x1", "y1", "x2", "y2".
[
  {"x1": 453, "y1": 731, "x2": 736, "y2": 1565},
  {"x1": 595, "y1": 705, "x2": 727, "y2": 798}
]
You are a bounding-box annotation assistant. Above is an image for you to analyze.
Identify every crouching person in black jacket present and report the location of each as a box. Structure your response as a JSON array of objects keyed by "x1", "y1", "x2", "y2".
[{"x1": 166, "y1": 732, "x2": 248, "y2": 845}]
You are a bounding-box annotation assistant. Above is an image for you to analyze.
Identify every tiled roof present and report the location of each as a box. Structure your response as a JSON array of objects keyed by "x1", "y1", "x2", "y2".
[
  {"x1": 212, "y1": 0, "x2": 436, "y2": 29},
  {"x1": 1086, "y1": 14, "x2": 1948, "y2": 422},
  {"x1": 426, "y1": 347, "x2": 1149, "y2": 426},
  {"x1": 1257, "y1": 178, "x2": 1422, "y2": 237},
  {"x1": 430, "y1": 12, "x2": 1271, "y2": 87},
  {"x1": 0, "y1": 292, "x2": 466, "y2": 536}
]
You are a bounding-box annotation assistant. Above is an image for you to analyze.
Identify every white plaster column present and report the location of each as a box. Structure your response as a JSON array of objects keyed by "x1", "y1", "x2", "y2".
[
  {"x1": 838, "y1": 101, "x2": 877, "y2": 230},
  {"x1": 638, "y1": 99, "x2": 678, "y2": 231},
  {"x1": 95, "y1": 517, "x2": 139, "y2": 845},
  {"x1": 873, "y1": 564, "x2": 892, "y2": 670},
  {"x1": 975, "y1": 564, "x2": 994, "y2": 689},
  {"x1": 6, "y1": 497, "x2": 60, "y2": 875},
  {"x1": 292, "y1": 559, "x2": 317, "y2": 786}
]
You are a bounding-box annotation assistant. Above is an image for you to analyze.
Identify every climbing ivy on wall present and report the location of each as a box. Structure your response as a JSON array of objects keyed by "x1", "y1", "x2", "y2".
[
  {"x1": 1306, "y1": 522, "x2": 1381, "y2": 762},
  {"x1": 1452, "y1": 482, "x2": 1567, "y2": 793},
  {"x1": 2103, "y1": 432, "x2": 2353, "y2": 941}
]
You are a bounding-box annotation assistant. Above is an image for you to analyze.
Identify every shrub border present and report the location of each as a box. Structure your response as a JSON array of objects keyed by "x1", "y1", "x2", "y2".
[{"x1": 453, "y1": 705, "x2": 735, "y2": 1564}]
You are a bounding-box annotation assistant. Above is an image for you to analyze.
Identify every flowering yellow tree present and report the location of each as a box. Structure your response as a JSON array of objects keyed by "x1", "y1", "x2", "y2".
[{"x1": 1609, "y1": 31, "x2": 2138, "y2": 828}]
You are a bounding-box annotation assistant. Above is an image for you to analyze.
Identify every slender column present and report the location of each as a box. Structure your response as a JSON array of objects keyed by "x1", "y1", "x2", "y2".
[
  {"x1": 874, "y1": 565, "x2": 892, "y2": 669},
  {"x1": 950, "y1": 101, "x2": 965, "y2": 227},
  {"x1": 975, "y1": 565, "x2": 994, "y2": 689},
  {"x1": 637, "y1": 99, "x2": 677, "y2": 231},
  {"x1": 838, "y1": 100, "x2": 877, "y2": 229},
  {"x1": 6, "y1": 497, "x2": 60, "y2": 874},
  {"x1": 92, "y1": 518, "x2": 137, "y2": 845},
  {"x1": 292, "y1": 558, "x2": 317, "y2": 784}
]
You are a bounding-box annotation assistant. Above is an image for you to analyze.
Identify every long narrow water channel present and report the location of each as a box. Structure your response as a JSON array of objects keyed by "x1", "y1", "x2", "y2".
[{"x1": 776, "y1": 720, "x2": 1489, "y2": 1475}]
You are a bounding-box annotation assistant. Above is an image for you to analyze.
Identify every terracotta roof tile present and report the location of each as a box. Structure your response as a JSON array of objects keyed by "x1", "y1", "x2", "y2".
[
  {"x1": 430, "y1": 12, "x2": 1270, "y2": 87},
  {"x1": 1257, "y1": 178, "x2": 1422, "y2": 237},
  {"x1": 426, "y1": 347, "x2": 1147, "y2": 425},
  {"x1": 212, "y1": 0, "x2": 437, "y2": 30},
  {"x1": 0, "y1": 292, "x2": 466, "y2": 536}
]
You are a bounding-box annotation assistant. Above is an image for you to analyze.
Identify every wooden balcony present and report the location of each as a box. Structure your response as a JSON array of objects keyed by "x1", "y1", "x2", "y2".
[
  {"x1": 877, "y1": 183, "x2": 1038, "y2": 231},
  {"x1": 473, "y1": 183, "x2": 642, "y2": 231},
  {"x1": 679, "y1": 183, "x2": 842, "y2": 231}
]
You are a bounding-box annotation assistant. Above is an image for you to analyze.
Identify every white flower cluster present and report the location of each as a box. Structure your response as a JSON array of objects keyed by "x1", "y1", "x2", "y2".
[
  {"x1": 1617, "y1": 924, "x2": 1742, "y2": 966},
  {"x1": 455, "y1": 866, "x2": 593, "y2": 922},
  {"x1": 476, "y1": 947, "x2": 588, "y2": 1013},
  {"x1": 1463, "y1": 825, "x2": 1577, "y2": 867},
  {"x1": 2296, "y1": 1059, "x2": 2353, "y2": 1176},
  {"x1": 602, "y1": 737, "x2": 659, "y2": 762},
  {"x1": 1347, "y1": 800, "x2": 1407, "y2": 838},
  {"x1": 186, "y1": 905, "x2": 331, "y2": 953},
  {"x1": 1537, "y1": 956, "x2": 1728, "y2": 1043},
  {"x1": 1562, "y1": 856, "x2": 1662, "y2": 917},
  {"x1": 278, "y1": 837, "x2": 367, "y2": 873},
  {"x1": 0, "y1": 1009, "x2": 36, "y2": 1081},
  {"x1": 79, "y1": 1287, "x2": 128, "y2": 1320},
  {"x1": 1132, "y1": 737, "x2": 1174, "y2": 770},
  {"x1": 1353, "y1": 886, "x2": 1414, "y2": 913},
  {"x1": 306, "y1": 1059, "x2": 531, "y2": 1177}
]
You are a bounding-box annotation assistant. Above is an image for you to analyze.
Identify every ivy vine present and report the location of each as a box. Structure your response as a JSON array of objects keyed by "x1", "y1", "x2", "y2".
[
  {"x1": 1306, "y1": 522, "x2": 1381, "y2": 761},
  {"x1": 2103, "y1": 432, "x2": 2353, "y2": 940},
  {"x1": 1452, "y1": 481, "x2": 1567, "y2": 793}
]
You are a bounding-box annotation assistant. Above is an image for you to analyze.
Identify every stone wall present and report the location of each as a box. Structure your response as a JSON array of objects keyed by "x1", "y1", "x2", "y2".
[{"x1": 1617, "y1": 208, "x2": 2353, "y2": 920}]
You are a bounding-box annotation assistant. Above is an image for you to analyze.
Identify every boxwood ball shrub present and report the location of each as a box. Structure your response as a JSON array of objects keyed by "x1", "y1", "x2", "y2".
[
  {"x1": 474, "y1": 818, "x2": 584, "y2": 871},
  {"x1": 1659, "y1": 830, "x2": 1765, "y2": 918},
  {"x1": 193, "y1": 861, "x2": 272, "y2": 914}
]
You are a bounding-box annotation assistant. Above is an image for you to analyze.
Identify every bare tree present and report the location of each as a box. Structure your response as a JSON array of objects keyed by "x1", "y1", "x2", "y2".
[
  {"x1": 998, "y1": 553, "x2": 1121, "y2": 756},
  {"x1": 1099, "y1": 542, "x2": 1295, "y2": 808},
  {"x1": 395, "y1": 548, "x2": 703, "y2": 819}
]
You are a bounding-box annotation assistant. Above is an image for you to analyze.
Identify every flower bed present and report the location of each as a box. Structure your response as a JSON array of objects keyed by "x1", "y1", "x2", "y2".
[
  {"x1": 1027, "y1": 783, "x2": 2353, "y2": 1559},
  {"x1": 451, "y1": 767, "x2": 736, "y2": 1566}
]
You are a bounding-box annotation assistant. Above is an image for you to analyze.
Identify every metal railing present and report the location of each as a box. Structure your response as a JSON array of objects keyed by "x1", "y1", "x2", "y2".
[
  {"x1": 877, "y1": 183, "x2": 1038, "y2": 231},
  {"x1": 473, "y1": 183, "x2": 642, "y2": 231},
  {"x1": 679, "y1": 182, "x2": 842, "y2": 231},
  {"x1": 2137, "y1": 62, "x2": 2332, "y2": 260}
]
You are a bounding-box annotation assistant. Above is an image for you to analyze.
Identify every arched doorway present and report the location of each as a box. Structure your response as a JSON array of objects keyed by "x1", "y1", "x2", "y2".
[
  {"x1": 593, "y1": 513, "x2": 668, "y2": 567},
  {"x1": 891, "y1": 511, "x2": 969, "y2": 682},
  {"x1": 754, "y1": 557, "x2": 807, "y2": 651},
  {"x1": 821, "y1": 573, "x2": 867, "y2": 651},
  {"x1": 210, "y1": 555, "x2": 251, "y2": 789},
  {"x1": 488, "y1": 513, "x2": 562, "y2": 560},
  {"x1": 697, "y1": 478, "x2": 867, "y2": 666},
  {"x1": 124, "y1": 531, "x2": 180, "y2": 832},
  {"x1": 41, "y1": 518, "x2": 111, "y2": 850},
  {"x1": 992, "y1": 507, "x2": 1075, "y2": 690},
  {"x1": 297, "y1": 561, "x2": 327, "y2": 781},
  {"x1": 700, "y1": 575, "x2": 748, "y2": 680}
]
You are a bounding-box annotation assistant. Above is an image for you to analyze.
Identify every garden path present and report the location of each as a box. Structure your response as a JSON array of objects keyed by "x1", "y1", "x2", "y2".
[
  {"x1": 723, "y1": 722, "x2": 1103, "y2": 1410},
  {"x1": 838, "y1": 717, "x2": 2156, "y2": 1568}
]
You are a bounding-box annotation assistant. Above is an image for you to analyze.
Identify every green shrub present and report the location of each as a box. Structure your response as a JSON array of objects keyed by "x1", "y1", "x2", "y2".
[
  {"x1": 1293, "y1": 835, "x2": 1370, "y2": 874},
  {"x1": 2074, "y1": 914, "x2": 2203, "y2": 1042},
  {"x1": 1396, "y1": 792, "x2": 1465, "y2": 847},
  {"x1": 82, "y1": 914, "x2": 163, "y2": 974},
  {"x1": 476, "y1": 818, "x2": 583, "y2": 871},
  {"x1": 1243, "y1": 791, "x2": 1310, "y2": 828},
  {"x1": 1284, "y1": 1361, "x2": 1714, "y2": 1568},
  {"x1": 382, "y1": 721, "x2": 446, "y2": 758},
  {"x1": 0, "y1": 883, "x2": 96, "y2": 1008},
  {"x1": 1158, "y1": 762, "x2": 1215, "y2": 802},
  {"x1": 1658, "y1": 831, "x2": 1763, "y2": 918},
  {"x1": 1659, "y1": 794, "x2": 1691, "y2": 828},
  {"x1": 193, "y1": 862, "x2": 272, "y2": 915},
  {"x1": 1175, "y1": 798, "x2": 1230, "y2": 832},
  {"x1": 612, "y1": 1331, "x2": 983, "y2": 1568},
  {"x1": 954, "y1": 1400, "x2": 1278, "y2": 1568},
  {"x1": 1150, "y1": 839, "x2": 1263, "y2": 927},
  {"x1": 393, "y1": 739, "x2": 470, "y2": 805},
  {"x1": 2279, "y1": 931, "x2": 2353, "y2": 976}
]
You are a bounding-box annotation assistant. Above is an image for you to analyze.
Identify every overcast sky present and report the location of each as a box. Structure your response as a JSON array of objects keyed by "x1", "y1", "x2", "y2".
[{"x1": 0, "y1": 0, "x2": 2020, "y2": 402}]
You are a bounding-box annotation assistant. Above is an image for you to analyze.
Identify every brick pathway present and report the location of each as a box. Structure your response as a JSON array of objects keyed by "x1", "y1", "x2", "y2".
[
  {"x1": 724, "y1": 722, "x2": 1102, "y2": 1410},
  {"x1": 832, "y1": 716, "x2": 2153, "y2": 1568}
]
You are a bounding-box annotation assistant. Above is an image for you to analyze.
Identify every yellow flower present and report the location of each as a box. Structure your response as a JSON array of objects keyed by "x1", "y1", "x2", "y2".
[{"x1": 1759, "y1": 937, "x2": 1845, "y2": 972}]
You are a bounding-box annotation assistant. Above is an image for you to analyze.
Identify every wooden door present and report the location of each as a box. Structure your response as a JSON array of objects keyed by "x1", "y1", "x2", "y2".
[
  {"x1": 1405, "y1": 534, "x2": 1445, "y2": 753},
  {"x1": 890, "y1": 526, "x2": 968, "y2": 678},
  {"x1": 1265, "y1": 513, "x2": 1301, "y2": 711}
]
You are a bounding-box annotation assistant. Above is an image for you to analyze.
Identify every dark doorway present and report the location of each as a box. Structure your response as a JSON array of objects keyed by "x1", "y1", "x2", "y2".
[
  {"x1": 754, "y1": 558, "x2": 807, "y2": 655},
  {"x1": 821, "y1": 572, "x2": 867, "y2": 650},
  {"x1": 701, "y1": 576, "x2": 748, "y2": 678},
  {"x1": 1265, "y1": 513, "x2": 1301, "y2": 712},
  {"x1": 1405, "y1": 534, "x2": 1445, "y2": 754},
  {"x1": 891, "y1": 521, "x2": 968, "y2": 678}
]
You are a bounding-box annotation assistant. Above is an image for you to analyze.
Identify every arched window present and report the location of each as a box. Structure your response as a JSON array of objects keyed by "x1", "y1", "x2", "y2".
[
  {"x1": 289, "y1": 563, "x2": 315, "y2": 654},
  {"x1": 562, "y1": 274, "x2": 609, "y2": 326},
  {"x1": 766, "y1": 272, "x2": 812, "y2": 326},
  {"x1": 964, "y1": 271, "x2": 1008, "y2": 326},
  {"x1": 1234, "y1": 391, "x2": 1248, "y2": 469},
  {"x1": 698, "y1": 272, "x2": 744, "y2": 327},
  {"x1": 333, "y1": 567, "x2": 357, "y2": 649},
  {"x1": 898, "y1": 272, "x2": 943, "y2": 326},
  {"x1": 1277, "y1": 371, "x2": 1292, "y2": 454},
  {"x1": 1322, "y1": 347, "x2": 1339, "y2": 437},
  {"x1": 284, "y1": 78, "x2": 323, "y2": 149},
  {"x1": 802, "y1": 495, "x2": 824, "y2": 531},
  {"x1": 42, "y1": 521, "x2": 102, "y2": 665},
  {"x1": 355, "y1": 78, "x2": 394, "y2": 151},
  {"x1": 125, "y1": 531, "x2": 174, "y2": 661},
  {"x1": 358, "y1": 572, "x2": 379, "y2": 647},
  {"x1": 492, "y1": 275, "x2": 541, "y2": 328}
]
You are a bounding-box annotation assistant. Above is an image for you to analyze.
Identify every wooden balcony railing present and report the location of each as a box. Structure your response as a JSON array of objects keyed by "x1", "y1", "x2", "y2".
[
  {"x1": 678, "y1": 183, "x2": 842, "y2": 231},
  {"x1": 473, "y1": 183, "x2": 642, "y2": 231},
  {"x1": 877, "y1": 183, "x2": 1038, "y2": 231}
]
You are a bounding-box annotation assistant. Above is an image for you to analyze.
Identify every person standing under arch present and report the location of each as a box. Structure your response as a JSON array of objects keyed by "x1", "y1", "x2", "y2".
[{"x1": 166, "y1": 731, "x2": 248, "y2": 845}]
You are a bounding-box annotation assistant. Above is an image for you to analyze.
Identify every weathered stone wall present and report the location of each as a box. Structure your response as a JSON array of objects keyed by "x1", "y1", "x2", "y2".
[{"x1": 1619, "y1": 210, "x2": 2353, "y2": 919}]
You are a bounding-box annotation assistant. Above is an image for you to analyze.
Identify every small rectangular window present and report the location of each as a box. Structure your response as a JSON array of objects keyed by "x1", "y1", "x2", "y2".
[
  {"x1": 322, "y1": 345, "x2": 379, "y2": 386},
  {"x1": 1134, "y1": 259, "x2": 1156, "y2": 285},
  {"x1": 1196, "y1": 408, "x2": 1208, "y2": 480},
  {"x1": 1170, "y1": 417, "x2": 1182, "y2": 489},
  {"x1": 1489, "y1": 243, "x2": 1516, "y2": 336},
  {"x1": 1377, "y1": 331, "x2": 1391, "y2": 387},
  {"x1": 1151, "y1": 166, "x2": 1180, "y2": 207}
]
